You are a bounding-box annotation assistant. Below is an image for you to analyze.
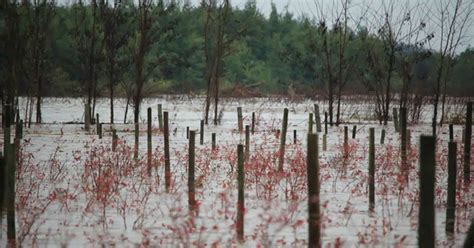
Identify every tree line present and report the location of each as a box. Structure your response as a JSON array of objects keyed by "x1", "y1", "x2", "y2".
[{"x1": 1, "y1": 0, "x2": 473, "y2": 132}]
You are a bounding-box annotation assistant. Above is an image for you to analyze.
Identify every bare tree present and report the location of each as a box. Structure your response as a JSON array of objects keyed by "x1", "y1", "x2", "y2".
[
  {"x1": 23, "y1": 0, "x2": 55, "y2": 125},
  {"x1": 99, "y1": 0, "x2": 130, "y2": 124},
  {"x1": 309, "y1": 0, "x2": 358, "y2": 126},
  {"x1": 72, "y1": 0, "x2": 101, "y2": 122},
  {"x1": 202, "y1": 0, "x2": 245, "y2": 125},
  {"x1": 430, "y1": 0, "x2": 472, "y2": 135},
  {"x1": 359, "y1": 0, "x2": 420, "y2": 125}
]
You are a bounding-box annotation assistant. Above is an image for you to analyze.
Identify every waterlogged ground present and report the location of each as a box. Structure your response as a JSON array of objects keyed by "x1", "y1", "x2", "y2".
[{"x1": 0, "y1": 96, "x2": 472, "y2": 247}]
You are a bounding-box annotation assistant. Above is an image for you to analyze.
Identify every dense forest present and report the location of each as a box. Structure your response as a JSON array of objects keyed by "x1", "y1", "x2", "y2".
[{"x1": 1, "y1": 0, "x2": 473, "y2": 126}]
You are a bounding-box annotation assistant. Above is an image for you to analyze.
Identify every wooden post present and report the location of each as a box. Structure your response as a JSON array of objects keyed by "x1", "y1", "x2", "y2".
[
  {"x1": 323, "y1": 134, "x2": 327, "y2": 151},
  {"x1": 278, "y1": 108, "x2": 288, "y2": 171},
  {"x1": 188, "y1": 130, "x2": 196, "y2": 212},
  {"x1": 158, "y1": 104, "x2": 163, "y2": 130},
  {"x1": 400, "y1": 107, "x2": 408, "y2": 182},
  {"x1": 314, "y1": 104, "x2": 322, "y2": 132},
  {"x1": 237, "y1": 144, "x2": 245, "y2": 242},
  {"x1": 98, "y1": 123, "x2": 102, "y2": 139},
  {"x1": 324, "y1": 112, "x2": 328, "y2": 134},
  {"x1": 380, "y1": 129, "x2": 386, "y2": 144},
  {"x1": 164, "y1": 111, "x2": 171, "y2": 191},
  {"x1": 84, "y1": 103, "x2": 90, "y2": 131},
  {"x1": 352, "y1": 125, "x2": 357, "y2": 139},
  {"x1": 251, "y1": 112, "x2": 255, "y2": 134},
  {"x1": 134, "y1": 122, "x2": 139, "y2": 160},
  {"x1": 294, "y1": 130, "x2": 297, "y2": 144},
  {"x1": 369, "y1": 128, "x2": 375, "y2": 212},
  {"x1": 449, "y1": 124, "x2": 454, "y2": 141},
  {"x1": 212, "y1": 133, "x2": 216, "y2": 150},
  {"x1": 18, "y1": 119, "x2": 23, "y2": 139},
  {"x1": 237, "y1": 107, "x2": 243, "y2": 133},
  {"x1": 307, "y1": 133, "x2": 320, "y2": 247},
  {"x1": 96, "y1": 113, "x2": 100, "y2": 135},
  {"x1": 7, "y1": 142, "x2": 16, "y2": 244},
  {"x1": 446, "y1": 141, "x2": 457, "y2": 234},
  {"x1": 147, "y1": 107, "x2": 152, "y2": 176},
  {"x1": 464, "y1": 102, "x2": 472, "y2": 184},
  {"x1": 112, "y1": 129, "x2": 117, "y2": 152},
  {"x1": 393, "y1": 108, "x2": 400, "y2": 132},
  {"x1": 0, "y1": 154, "x2": 4, "y2": 215},
  {"x1": 344, "y1": 126, "x2": 348, "y2": 148},
  {"x1": 200, "y1": 120, "x2": 204, "y2": 145},
  {"x1": 245, "y1": 125, "x2": 250, "y2": 160},
  {"x1": 308, "y1": 113, "x2": 313, "y2": 133},
  {"x1": 464, "y1": 220, "x2": 474, "y2": 248},
  {"x1": 418, "y1": 135, "x2": 435, "y2": 248},
  {"x1": 407, "y1": 129, "x2": 411, "y2": 152}
]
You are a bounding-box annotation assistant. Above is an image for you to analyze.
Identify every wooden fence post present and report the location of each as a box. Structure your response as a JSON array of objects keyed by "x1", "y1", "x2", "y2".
[
  {"x1": 307, "y1": 133, "x2": 320, "y2": 248},
  {"x1": 278, "y1": 108, "x2": 288, "y2": 171},
  {"x1": 393, "y1": 108, "x2": 400, "y2": 132},
  {"x1": 446, "y1": 141, "x2": 457, "y2": 234},
  {"x1": 212, "y1": 133, "x2": 216, "y2": 150},
  {"x1": 237, "y1": 144, "x2": 245, "y2": 242},
  {"x1": 418, "y1": 135, "x2": 435, "y2": 248},
  {"x1": 464, "y1": 102, "x2": 472, "y2": 184},
  {"x1": 112, "y1": 129, "x2": 117, "y2": 152},
  {"x1": 245, "y1": 125, "x2": 250, "y2": 160},
  {"x1": 251, "y1": 112, "x2": 255, "y2": 134},
  {"x1": 369, "y1": 128, "x2": 375, "y2": 212},
  {"x1": 147, "y1": 107, "x2": 152, "y2": 176},
  {"x1": 400, "y1": 107, "x2": 408, "y2": 182},
  {"x1": 380, "y1": 129, "x2": 386, "y2": 144},
  {"x1": 314, "y1": 104, "x2": 322, "y2": 132},
  {"x1": 158, "y1": 104, "x2": 163, "y2": 130},
  {"x1": 164, "y1": 111, "x2": 171, "y2": 191},
  {"x1": 188, "y1": 130, "x2": 196, "y2": 212},
  {"x1": 237, "y1": 107, "x2": 243, "y2": 133},
  {"x1": 200, "y1": 120, "x2": 204, "y2": 145},
  {"x1": 324, "y1": 112, "x2": 328, "y2": 134}
]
